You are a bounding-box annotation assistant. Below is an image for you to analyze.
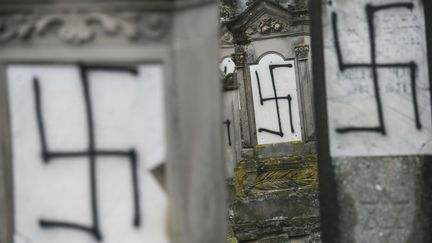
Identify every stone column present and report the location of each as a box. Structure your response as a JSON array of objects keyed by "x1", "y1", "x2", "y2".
[
  {"x1": 170, "y1": 1, "x2": 226, "y2": 243},
  {"x1": 231, "y1": 44, "x2": 256, "y2": 154}
]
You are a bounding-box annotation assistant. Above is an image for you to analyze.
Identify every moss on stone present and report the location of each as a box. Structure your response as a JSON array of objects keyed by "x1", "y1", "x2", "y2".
[{"x1": 233, "y1": 153, "x2": 319, "y2": 197}]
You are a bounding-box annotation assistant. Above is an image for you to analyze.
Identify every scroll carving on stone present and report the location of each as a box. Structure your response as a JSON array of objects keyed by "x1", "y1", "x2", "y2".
[
  {"x1": 0, "y1": 12, "x2": 171, "y2": 45},
  {"x1": 245, "y1": 15, "x2": 290, "y2": 36}
]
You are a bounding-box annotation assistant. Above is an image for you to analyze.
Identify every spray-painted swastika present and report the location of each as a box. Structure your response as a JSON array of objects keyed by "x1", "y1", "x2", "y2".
[
  {"x1": 323, "y1": 0, "x2": 432, "y2": 156},
  {"x1": 250, "y1": 53, "x2": 302, "y2": 145},
  {"x1": 332, "y1": 3, "x2": 421, "y2": 135},
  {"x1": 33, "y1": 65, "x2": 141, "y2": 241}
]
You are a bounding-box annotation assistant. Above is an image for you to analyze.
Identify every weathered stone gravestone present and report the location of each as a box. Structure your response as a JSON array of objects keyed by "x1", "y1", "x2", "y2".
[
  {"x1": 311, "y1": 0, "x2": 432, "y2": 242},
  {"x1": 219, "y1": 28, "x2": 241, "y2": 178},
  {"x1": 0, "y1": 1, "x2": 226, "y2": 243},
  {"x1": 224, "y1": 0, "x2": 320, "y2": 242}
]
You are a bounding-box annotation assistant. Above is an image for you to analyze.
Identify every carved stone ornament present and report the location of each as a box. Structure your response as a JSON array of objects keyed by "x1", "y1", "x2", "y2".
[
  {"x1": 226, "y1": 0, "x2": 309, "y2": 41},
  {"x1": 244, "y1": 15, "x2": 290, "y2": 36},
  {"x1": 231, "y1": 52, "x2": 246, "y2": 67},
  {"x1": 231, "y1": 44, "x2": 247, "y2": 67},
  {"x1": 220, "y1": 29, "x2": 234, "y2": 45},
  {"x1": 0, "y1": 11, "x2": 171, "y2": 45},
  {"x1": 295, "y1": 44, "x2": 309, "y2": 59}
]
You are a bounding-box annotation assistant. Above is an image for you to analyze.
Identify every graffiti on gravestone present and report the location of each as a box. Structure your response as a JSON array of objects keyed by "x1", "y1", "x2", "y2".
[
  {"x1": 223, "y1": 119, "x2": 232, "y2": 146},
  {"x1": 34, "y1": 66, "x2": 141, "y2": 241},
  {"x1": 323, "y1": 0, "x2": 432, "y2": 156},
  {"x1": 250, "y1": 53, "x2": 302, "y2": 144},
  {"x1": 8, "y1": 65, "x2": 169, "y2": 243}
]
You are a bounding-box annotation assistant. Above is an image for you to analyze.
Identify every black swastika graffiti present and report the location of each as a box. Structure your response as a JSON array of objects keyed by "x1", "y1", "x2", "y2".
[
  {"x1": 33, "y1": 65, "x2": 141, "y2": 241},
  {"x1": 255, "y1": 64, "x2": 295, "y2": 137},
  {"x1": 332, "y1": 2, "x2": 422, "y2": 135}
]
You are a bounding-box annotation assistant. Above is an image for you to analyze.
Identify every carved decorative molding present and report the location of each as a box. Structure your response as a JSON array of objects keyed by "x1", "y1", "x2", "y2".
[
  {"x1": 246, "y1": 0, "x2": 308, "y2": 11},
  {"x1": 231, "y1": 52, "x2": 245, "y2": 67},
  {"x1": 220, "y1": 25, "x2": 234, "y2": 46},
  {"x1": 245, "y1": 15, "x2": 289, "y2": 36},
  {"x1": 233, "y1": 154, "x2": 318, "y2": 197},
  {"x1": 220, "y1": 31, "x2": 233, "y2": 45},
  {"x1": 219, "y1": 1, "x2": 236, "y2": 21},
  {"x1": 225, "y1": 0, "x2": 309, "y2": 41},
  {"x1": 0, "y1": 11, "x2": 171, "y2": 45},
  {"x1": 231, "y1": 46, "x2": 246, "y2": 68},
  {"x1": 295, "y1": 44, "x2": 309, "y2": 59}
]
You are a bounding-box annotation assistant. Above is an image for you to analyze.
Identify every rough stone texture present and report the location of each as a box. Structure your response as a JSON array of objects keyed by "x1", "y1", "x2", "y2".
[
  {"x1": 231, "y1": 154, "x2": 320, "y2": 242},
  {"x1": 334, "y1": 156, "x2": 423, "y2": 243},
  {"x1": 224, "y1": 0, "x2": 319, "y2": 242},
  {"x1": 255, "y1": 142, "x2": 316, "y2": 159}
]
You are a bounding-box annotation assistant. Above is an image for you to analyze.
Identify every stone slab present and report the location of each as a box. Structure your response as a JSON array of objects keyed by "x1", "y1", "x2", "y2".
[
  {"x1": 322, "y1": 0, "x2": 432, "y2": 157},
  {"x1": 334, "y1": 156, "x2": 423, "y2": 243}
]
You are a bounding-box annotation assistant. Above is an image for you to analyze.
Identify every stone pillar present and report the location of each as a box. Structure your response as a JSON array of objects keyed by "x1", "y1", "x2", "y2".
[
  {"x1": 231, "y1": 44, "x2": 256, "y2": 153},
  {"x1": 170, "y1": 1, "x2": 226, "y2": 243}
]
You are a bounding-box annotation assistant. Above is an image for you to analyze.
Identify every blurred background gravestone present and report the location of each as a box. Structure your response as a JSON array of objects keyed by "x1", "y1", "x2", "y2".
[
  {"x1": 220, "y1": 0, "x2": 321, "y2": 242},
  {"x1": 0, "y1": 0, "x2": 225, "y2": 243}
]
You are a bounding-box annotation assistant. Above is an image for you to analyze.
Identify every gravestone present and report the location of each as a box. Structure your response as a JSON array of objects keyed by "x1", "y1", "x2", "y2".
[
  {"x1": 311, "y1": 0, "x2": 432, "y2": 242},
  {"x1": 219, "y1": 26, "x2": 241, "y2": 178},
  {"x1": 0, "y1": 1, "x2": 225, "y2": 243},
  {"x1": 225, "y1": 0, "x2": 320, "y2": 242},
  {"x1": 249, "y1": 53, "x2": 303, "y2": 144},
  {"x1": 9, "y1": 65, "x2": 168, "y2": 243}
]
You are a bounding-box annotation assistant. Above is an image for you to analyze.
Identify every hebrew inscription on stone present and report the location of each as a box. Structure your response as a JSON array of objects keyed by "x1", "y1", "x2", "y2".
[
  {"x1": 323, "y1": 0, "x2": 432, "y2": 156},
  {"x1": 250, "y1": 53, "x2": 302, "y2": 144},
  {"x1": 8, "y1": 64, "x2": 169, "y2": 243}
]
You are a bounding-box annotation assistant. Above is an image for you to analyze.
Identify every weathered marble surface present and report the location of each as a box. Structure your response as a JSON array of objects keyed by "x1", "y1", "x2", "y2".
[
  {"x1": 249, "y1": 53, "x2": 302, "y2": 145},
  {"x1": 334, "y1": 156, "x2": 424, "y2": 243},
  {"x1": 322, "y1": 0, "x2": 431, "y2": 156},
  {"x1": 8, "y1": 65, "x2": 168, "y2": 243}
]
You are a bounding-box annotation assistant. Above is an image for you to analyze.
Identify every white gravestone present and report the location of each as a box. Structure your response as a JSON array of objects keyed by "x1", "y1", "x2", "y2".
[
  {"x1": 220, "y1": 57, "x2": 236, "y2": 75},
  {"x1": 7, "y1": 65, "x2": 169, "y2": 243},
  {"x1": 223, "y1": 90, "x2": 241, "y2": 178},
  {"x1": 322, "y1": 0, "x2": 432, "y2": 156},
  {"x1": 250, "y1": 53, "x2": 302, "y2": 145}
]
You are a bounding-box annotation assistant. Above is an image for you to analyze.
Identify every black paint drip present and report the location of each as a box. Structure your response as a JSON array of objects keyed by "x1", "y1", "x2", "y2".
[{"x1": 224, "y1": 119, "x2": 232, "y2": 146}]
